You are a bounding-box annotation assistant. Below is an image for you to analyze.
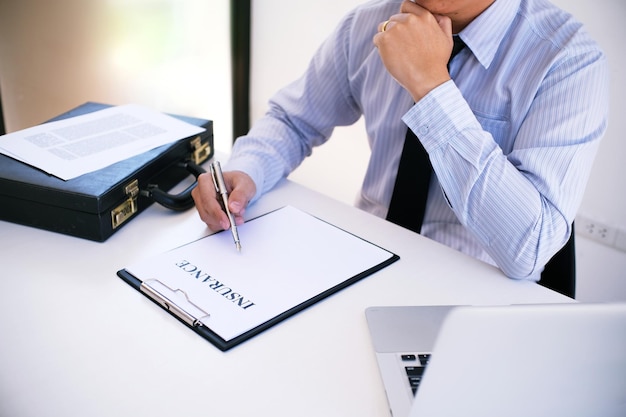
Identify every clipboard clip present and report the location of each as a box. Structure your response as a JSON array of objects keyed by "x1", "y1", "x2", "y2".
[{"x1": 140, "y1": 279, "x2": 210, "y2": 327}]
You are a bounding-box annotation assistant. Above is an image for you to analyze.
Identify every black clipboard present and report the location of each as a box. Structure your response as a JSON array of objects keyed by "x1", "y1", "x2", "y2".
[{"x1": 117, "y1": 206, "x2": 399, "y2": 351}]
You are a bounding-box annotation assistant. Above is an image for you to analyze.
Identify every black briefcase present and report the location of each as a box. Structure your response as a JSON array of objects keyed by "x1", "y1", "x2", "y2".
[{"x1": 0, "y1": 102, "x2": 213, "y2": 241}]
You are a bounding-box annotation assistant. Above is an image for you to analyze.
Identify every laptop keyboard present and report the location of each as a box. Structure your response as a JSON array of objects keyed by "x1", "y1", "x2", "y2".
[{"x1": 401, "y1": 353, "x2": 431, "y2": 395}]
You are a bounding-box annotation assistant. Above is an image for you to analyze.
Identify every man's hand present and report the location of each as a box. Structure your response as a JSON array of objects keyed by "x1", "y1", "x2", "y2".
[
  {"x1": 191, "y1": 169, "x2": 256, "y2": 231},
  {"x1": 373, "y1": 0, "x2": 454, "y2": 102}
]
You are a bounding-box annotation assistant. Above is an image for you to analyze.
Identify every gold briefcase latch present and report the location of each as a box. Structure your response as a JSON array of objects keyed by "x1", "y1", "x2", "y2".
[
  {"x1": 190, "y1": 136, "x2": 211, "y2": 165},
  {"x1": 111, "y1": 179, "x2": 139, "y2": 229}
]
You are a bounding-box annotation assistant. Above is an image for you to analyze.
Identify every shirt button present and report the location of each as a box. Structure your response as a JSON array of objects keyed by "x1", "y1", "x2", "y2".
[{"x1": 418, "y1": 126, "x2": 429, "y2": 136}]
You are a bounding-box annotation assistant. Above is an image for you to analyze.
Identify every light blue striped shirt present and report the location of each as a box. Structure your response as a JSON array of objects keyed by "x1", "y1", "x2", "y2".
[{"x1": 226, "y1": 0, "x2": 609, "y2": 280}]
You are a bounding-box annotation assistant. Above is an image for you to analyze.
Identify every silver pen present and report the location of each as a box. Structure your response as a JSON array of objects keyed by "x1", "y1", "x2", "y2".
[{"x1": 210, "y1": 160, "x2": 242, "y2": 252}]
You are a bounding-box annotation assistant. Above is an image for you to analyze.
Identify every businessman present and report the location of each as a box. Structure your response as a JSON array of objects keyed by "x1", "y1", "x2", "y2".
[{"x1": 192, "y1": 0, "x2": 608, "y2": 281}]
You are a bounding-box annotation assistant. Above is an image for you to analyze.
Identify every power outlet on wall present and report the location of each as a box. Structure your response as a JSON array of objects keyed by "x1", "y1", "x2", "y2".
[{"x1": 576, "y1": 215, "x2": 626, "y2": 252}]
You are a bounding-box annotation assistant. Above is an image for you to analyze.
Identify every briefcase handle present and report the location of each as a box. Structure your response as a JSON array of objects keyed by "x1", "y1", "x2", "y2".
[{"x1": 144, "y1": 161, "x2": 206, "y2": 211}]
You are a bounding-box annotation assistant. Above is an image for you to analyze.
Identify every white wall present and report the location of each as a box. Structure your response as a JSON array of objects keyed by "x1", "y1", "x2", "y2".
[
  {"x1": 250, "y1": 0, "x2": 626, "y2": 301},
  {"x1": 0, "y1": 0, "x2": 234, "y2": 153}
]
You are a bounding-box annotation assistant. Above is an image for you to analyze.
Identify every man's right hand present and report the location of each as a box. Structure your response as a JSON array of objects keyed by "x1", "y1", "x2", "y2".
[
  {"x1": 373, "y1": 0, "x2": 454, "y2": 102},
  {"x1": 191, "y1": 169, "x2": 256, "y2": 232}
]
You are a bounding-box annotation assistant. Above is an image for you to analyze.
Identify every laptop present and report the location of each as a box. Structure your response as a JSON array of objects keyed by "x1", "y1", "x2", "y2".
[{"x1": 365, "y1": 303, "x2": 626, "y2": 417}]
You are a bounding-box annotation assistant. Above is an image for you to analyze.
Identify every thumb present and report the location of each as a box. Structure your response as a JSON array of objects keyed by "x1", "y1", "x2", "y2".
[
  {"x1": 433, "y1": 14, "x2": 454, "y2": 56},
  {"x1": 226, "y1": 171, "x2": 256, "y2": 215}
]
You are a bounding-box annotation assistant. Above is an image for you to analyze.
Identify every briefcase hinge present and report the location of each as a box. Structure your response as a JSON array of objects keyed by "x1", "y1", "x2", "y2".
[
  {"x1": 190, "y1": 136, "x2": 211, "y2": 165},
  {"x1": 111, "y1": 179, "x2": 139, "y2": 229}
]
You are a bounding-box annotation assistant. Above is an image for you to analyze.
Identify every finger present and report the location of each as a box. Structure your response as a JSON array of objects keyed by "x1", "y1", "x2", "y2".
[
  {"x1": 434, "y1": 14, "x2": 452, "y2": 38},
  {"x1": 191, "y1": 173, "x2": 230, "y2": 230},
  {"x1": 227, "y1": 195, "x2": 247, "y2": 226},
  {"x1": 224, "y1": 171, "x2": 256, "y2": 223},
  {"x1": 378, "y1": 19, "x2": 393, "y2": 33}
]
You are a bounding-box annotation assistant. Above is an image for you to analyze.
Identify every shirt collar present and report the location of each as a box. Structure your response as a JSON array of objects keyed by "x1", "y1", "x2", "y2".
[{"x1": 459, "y1": 0, "x2": 521, "y2": 69}]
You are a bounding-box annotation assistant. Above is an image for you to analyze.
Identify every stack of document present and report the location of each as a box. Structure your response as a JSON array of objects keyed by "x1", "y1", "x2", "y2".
[{"x1": 0, "y1": 104, "x2": 204, "y2": 180}]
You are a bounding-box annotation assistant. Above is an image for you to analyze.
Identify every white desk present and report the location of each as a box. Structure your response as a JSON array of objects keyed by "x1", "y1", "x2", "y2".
[{"x1": 0, "y1": 169, "x2": 570, "y2": 417}]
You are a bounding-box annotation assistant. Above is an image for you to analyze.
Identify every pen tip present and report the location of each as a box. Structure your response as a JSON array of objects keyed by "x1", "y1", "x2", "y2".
[{"x1": 236, "y1": 242, "x2": 242, "y2": 252}]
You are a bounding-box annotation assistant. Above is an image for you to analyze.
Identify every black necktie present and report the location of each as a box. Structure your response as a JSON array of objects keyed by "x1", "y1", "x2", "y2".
[{"x1": 386, "y1": 36, "x2": 466, "y2": 233}]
